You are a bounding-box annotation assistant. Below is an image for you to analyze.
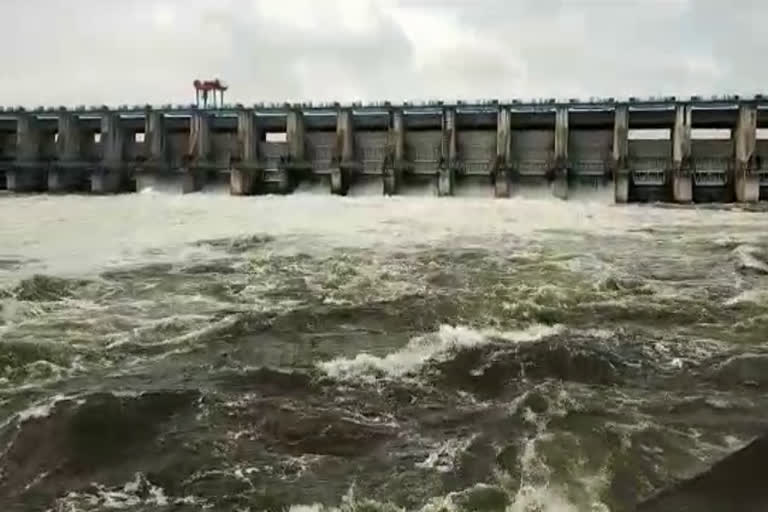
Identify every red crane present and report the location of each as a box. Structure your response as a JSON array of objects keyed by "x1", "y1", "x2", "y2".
[{"x1": 193, "y1": 79, "x2": 228, "y2": 108}]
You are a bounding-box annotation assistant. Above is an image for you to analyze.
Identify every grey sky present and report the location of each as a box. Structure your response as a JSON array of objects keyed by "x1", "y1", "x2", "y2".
[{"x1": 2, "y1": 0, "x2": 766, "y2": 106}]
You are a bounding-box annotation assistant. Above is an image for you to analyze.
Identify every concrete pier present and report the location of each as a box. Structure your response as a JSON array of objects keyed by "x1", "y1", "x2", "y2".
[
  {"x1": 146, "y1": 110, "x2": 167, "y2": 166},
  {"x1": 281, "y1": 109, "x2": 306, "y2": 193},
  {"x1": 49, "y1": 112, "x2": 87, "y2": 192},
  {"x1": 8, "y1": 114, "x2": 46, "y2": 192},
  {"x1": 439, "y1": 108, "x2": 457, "y2": 196},
  {"x1": 553, "y1": 106, "x2": 569, "y2": 199},
  {"x1": 182, "y1": 111, "x2": 210, "y2": 193},
  {"x1": 136, "y1": 110, "x2": 168, "y2": 192},
  {"x1": 0, "y1": 96, "x2": 766, "y2": 203},
  {"x1": 231, "y1": 109, "x2": 261, "y2": 196},
  {"x1": 671, "y1": 104, "x2": 693, "y2": 203},
  {"x1": 331, "y1": 109, "x2": 354, "y2": 195},
  {"x1": 495, "y1": 107, "x2": 512, "y2": 198},
  {"x1": 92, "y1": 112, "x2": 127, "y2": 194},
  {"x1": 613, "y1": 105, "x2": 630, "y2": 203},
  {"x1": 733, "y1": 104, "x2": 759, "y2": 202},
  {"x1": 383, "y1": 110, "x2": 404, "y2": 195}
]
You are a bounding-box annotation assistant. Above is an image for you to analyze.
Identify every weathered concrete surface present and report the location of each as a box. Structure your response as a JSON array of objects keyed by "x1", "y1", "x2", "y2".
[
  {"x1": 16, "y1": 115, "x2": 40, "y2": 163},
  {"x1": 613, "y1": 105, "x2": 630, "y2": 203},
  {"x1": 236, "y1": 109, "x2": 259, "y2": 164},
  {"x1": 672, "y1": 175, "x2": 693, "y2": 203},
  {"x1": 438, "y1": 168, "x2": 454, "y2": 197},
  {"x1": 552, "y1": 106, "x2": 568, "y2": 199},
  {"x1": 733, "y1": 104, "x2": 759, "y2": 202},
  {"x1": 692, "y1": 138, "x2": 731, "y2": 202},
  {"x1": 494, "y1": 107, "x2": 512, "y2": 198},
  {"x1": 9, "y1": 115, "x2": 46, "y2": 192},
  {"x1": 287, "y1": 110, "x2": 305, "y2": 162},
  {"x1": 671, "y1": 104, "x2": 693, "y2": 203},
  {"x1": 383, "y1": 110, "x2": 404, "y2": 195},
  {"x1": 93, "y1": 113, "x2": 127, "y2": 193},
  {"x1": 513, "y1": 129, "x2": 553, "y2": 180},
  {"x1": 6, "y1": 168, "x2": 47, "y2": 192},
  {"x1": 56, "y1": 112, "x2": 81, "y2": 164},
  {"x1": 407, "y1": 130, "x2": 441, "y2": 175},
  {"x1": 189, "y1": 111, "x2": 211, "y2": 164},
  {"x1": 438, "y1": 108, "x2": 457, "y2": 196},
  {"x1": 230, "y1": 168, "x2": 259, "y2": 195},
  {"x1": 145, "y1": 110, "x2": 167, "y2": 167},
  {"x1": 231, "y1": 109, "x2": 260, "y2": 196},
  {"x1": 48, "y1": 113, "x2": 87, "y2": 192},
  {"x1": 48, "y1": 167, "x2": 88, "y2": 193},
  {"x1": 2, "y1": 99, "x2": 767, "y2": 202},
  {"x1": 330, "y1": 109, "x2": 354, "y2": 195},
  {"x1": 91, "y1": 169, "x2": 126, "y2": 194}
]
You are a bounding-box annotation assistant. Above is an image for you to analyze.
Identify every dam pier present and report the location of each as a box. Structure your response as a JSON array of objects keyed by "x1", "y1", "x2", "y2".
[{"x1": 0, "y1": 96, "x2": 767, "y2": 202}]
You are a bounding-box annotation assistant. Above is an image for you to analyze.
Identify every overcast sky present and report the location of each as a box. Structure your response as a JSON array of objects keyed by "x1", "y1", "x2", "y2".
[{"x1": 2, "y1": 0, "x2": 767, "y2": 107}]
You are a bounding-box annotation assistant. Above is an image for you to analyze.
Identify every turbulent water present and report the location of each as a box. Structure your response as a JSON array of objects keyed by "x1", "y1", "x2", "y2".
[{"x1": 1, "y1": 187, "x2": 767, "y2": 512}]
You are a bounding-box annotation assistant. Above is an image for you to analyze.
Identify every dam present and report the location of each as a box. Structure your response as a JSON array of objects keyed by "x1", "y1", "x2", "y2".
[{"x1": 0, "y1": 96, "x2": 767, "y2": 202}]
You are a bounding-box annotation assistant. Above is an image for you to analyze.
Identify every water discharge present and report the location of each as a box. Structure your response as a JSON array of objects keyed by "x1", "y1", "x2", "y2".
[{"x1": 0, "y1": 190, "x2": 767, "y2": 511}]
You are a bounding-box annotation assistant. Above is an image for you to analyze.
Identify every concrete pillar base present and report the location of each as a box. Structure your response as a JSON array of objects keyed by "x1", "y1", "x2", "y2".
[
  {"x1": 494, "y1": 170, "x2": 511, "y2": 198},
  {"x1": 277, "y1": 169, "x2": 294, "y2": 194},
  {"x1": 6, "y1": 168, "x2": 47, "y2": 192},
  {"x1": 91, "y1": 169, "x2": 126, "y2": 194},
  {"x1": 672, "y1": 175, "x2": 693, "y2": 203},
  {"x1": 552, "y1": 172, "x2": 568, "y2": 200},
  {"x1": 614, "y1": 172, "x2": 630, "y2": 203},
  {"x1": 383, "y1": 168, "x2": 401, "y2": 196},
  {"x1": 230, "y1": 168, "x2": 260, "y2": 196},
  {"x1": 48, "y1": 167, "x2": 87, "y2": 193},
  {"x1": 438, "y1": 168, "x2": 454, "y2": 197},
  {"x1": 330, "y1": 168, "x2": 350, "y2": 195},
  {"x1": 734, "y1": 172, "x2": 760, "y2": 202},
  {"x1": 181, "y1": 171, "x2": 203, "y2": 194}
]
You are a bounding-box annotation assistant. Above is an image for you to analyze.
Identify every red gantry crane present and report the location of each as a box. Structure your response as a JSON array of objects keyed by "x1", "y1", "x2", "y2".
[{"x1": 193, "y1": 79, "x2": 228, "y2": 108}]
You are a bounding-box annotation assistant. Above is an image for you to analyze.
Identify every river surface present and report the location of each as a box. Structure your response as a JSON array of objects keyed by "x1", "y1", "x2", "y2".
[{"x1": 0, "y1": 187, "x2": 767, "y2": 511}]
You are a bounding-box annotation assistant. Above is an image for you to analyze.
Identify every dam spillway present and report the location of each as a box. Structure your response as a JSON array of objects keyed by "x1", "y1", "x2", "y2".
[{"x1": 0, "y1": 97, "x2": 767, "y2": 202}]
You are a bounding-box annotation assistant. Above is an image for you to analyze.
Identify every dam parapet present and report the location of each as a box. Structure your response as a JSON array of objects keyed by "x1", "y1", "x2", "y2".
[{"x1": 0, "y1": 96, "x2": 766, "y2": 202}]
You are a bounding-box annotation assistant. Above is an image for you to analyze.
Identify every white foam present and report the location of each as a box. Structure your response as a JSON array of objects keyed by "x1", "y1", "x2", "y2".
[
  {"x1": 725, "y1": 288, "x2": 768, "y2": 306},
  {"x1": 733, "y1": 244, "x2": 768, "y2": 274},
  {"x1": 318, "y1": 324, "x2": 562, "y2": 383},
  {"x1": 2, "y1": 193, "x2": 766, "y2": 284},
  {"x1": 50, "y1": 472, "x2": 200, "y2": 510},
  {"x1": 415, "y1": 435, "x2": 478, "y2": 473},
  {"x1": 16, "y1": 394, "x2": 69, "y2": 422}
]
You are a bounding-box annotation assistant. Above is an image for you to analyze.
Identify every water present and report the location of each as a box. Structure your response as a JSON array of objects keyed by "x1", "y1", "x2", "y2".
[{"x1": 0, "y1": 190, "x2": 767, "y2": 511}]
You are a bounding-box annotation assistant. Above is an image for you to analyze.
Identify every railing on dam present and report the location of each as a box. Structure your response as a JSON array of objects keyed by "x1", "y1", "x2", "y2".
[{"x1": 0, "y1": 95, "x2": 767, "y2": 202}]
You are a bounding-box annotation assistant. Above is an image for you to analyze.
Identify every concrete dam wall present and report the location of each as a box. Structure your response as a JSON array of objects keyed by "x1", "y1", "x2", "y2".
[{"x1": 1, "y1": 97, "x2": 767, "y2": 202}]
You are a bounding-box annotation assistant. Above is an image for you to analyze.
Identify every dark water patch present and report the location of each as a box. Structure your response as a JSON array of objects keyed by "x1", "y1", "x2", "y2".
[
  {"x1": 268, "y1": 295, "x2": 446, "y2": 344},
  {"x1": 0, "y1": 258, "x2": 24, "y2": 272},
  {"x1": 0, "y1": 340, "x2": 72, "y2": 383},
  {"x1": 426, "y1": 337, "x2": 626, "y2": 398},
  {"x1": 733, "y1": 245, "x2": 768, "y2": 276},
  {"x1": 195, "y1": 234, "x2": 274, "y2": 253},
  {"x1": 453, "y1": 484, "x2": 510, "y2": 512},
  {"x1": 100, "y1": 262, "x2": 174, "y2": 281},
  {"x1": 178, "y1": 259, "x2": 238, "y2": 275},
  {"x1": 256, "y1": 404, "x2": 396, "y2": 457},
  {"x1": 211, "y1": 366, "x2": 315, "y2": 395},
  {"x1": 11, "y1": 274, "x2": 90, "y2": 302},
  {"x1": 711, "y1": 353, "x2": 768, "y2": 389},
  {"x1": 0, "y1": 390, "x2": 200, "y2": 509},
  {"x1": 637, "y1": 433, "x2": 768, "y2": 512}
]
